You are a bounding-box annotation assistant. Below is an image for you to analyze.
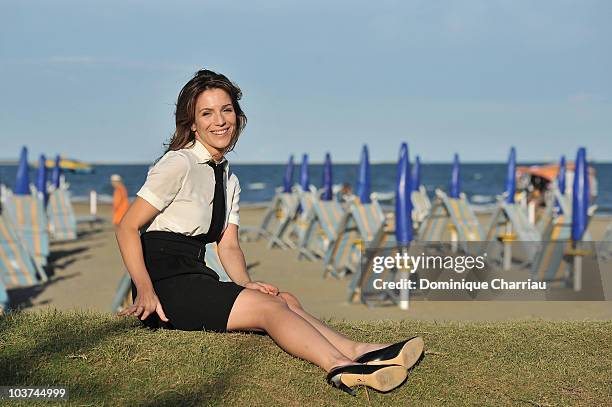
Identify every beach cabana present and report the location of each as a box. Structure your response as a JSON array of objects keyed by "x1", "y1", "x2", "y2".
[{"x1": 0, "y1": 210, "x2": 47, "y2": 287}]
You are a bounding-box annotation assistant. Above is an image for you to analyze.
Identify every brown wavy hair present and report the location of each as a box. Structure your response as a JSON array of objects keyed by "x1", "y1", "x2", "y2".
[{"x1": 163, "y1": 69, "x2": 247, "y2": 157}]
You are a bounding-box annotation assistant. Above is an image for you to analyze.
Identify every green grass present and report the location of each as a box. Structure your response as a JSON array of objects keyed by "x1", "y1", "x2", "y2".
[{"x1": 1, "y1": 310, "x2": 610, "y2": 406}]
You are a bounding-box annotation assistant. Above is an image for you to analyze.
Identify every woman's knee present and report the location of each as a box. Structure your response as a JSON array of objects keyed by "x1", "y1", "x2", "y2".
[
  {"x1": 228, "y1": 289, "x2": 288, "y2": 330},
  {"x1": 278, "y1": 291, "x2": 303, "y2": 311}
]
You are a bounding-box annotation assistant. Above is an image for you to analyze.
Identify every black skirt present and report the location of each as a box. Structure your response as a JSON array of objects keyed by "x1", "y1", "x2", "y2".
[{"x1": 131, "y1": 231, "x2": 245, "y2": 332}]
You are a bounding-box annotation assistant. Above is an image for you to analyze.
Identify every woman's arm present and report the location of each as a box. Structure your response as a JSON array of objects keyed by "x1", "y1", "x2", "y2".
[
  {"x1": 217, "y1": 224, "x2": 278, "y2": 295},
  {"x1": 115, "y1": 197, "x2": 168, "y2": 321},
  {"x1": 217, "y1": 224, "x2": 250, "y2": 285}
]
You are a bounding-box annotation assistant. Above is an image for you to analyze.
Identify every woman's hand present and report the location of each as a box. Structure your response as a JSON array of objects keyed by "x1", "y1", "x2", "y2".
[
  {"x1": 118, "y1": 288, "x2": 169, "y2": 322},
  {"x1": 245, "y1": 281, "x2": 279, "y2": 296}
]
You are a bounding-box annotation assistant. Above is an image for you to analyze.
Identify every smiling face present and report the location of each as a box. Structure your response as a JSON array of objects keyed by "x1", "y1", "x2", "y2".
[{"x1": 190, "y1": 88, "x2": 237, "y2": 161}]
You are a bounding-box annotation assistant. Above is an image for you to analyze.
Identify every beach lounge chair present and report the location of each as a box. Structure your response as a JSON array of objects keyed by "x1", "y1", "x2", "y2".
[
  {"x1": 530, "y1": 209, "x2": 596, "y2": 285},
  {"x1": 324, "y1": 199, "x2": 386, "y2": 278},
  {"x1": 346, "y1": 215, "x2": 400, "y2": 304},
  {"x1": 298, "y1": 198, "x2": 345, "y2": 261},
  {"x1": 417, "y1": 189, "x2": 484, "y2": 255},
  {"x1": 0, "y1": 279, "x2": 8, "y2": 315},
  {"x1": 0, "y1": 186, "x2": 50, "y2": 270},
  {"x1": 0, "y1": 210, "x2": 47, "y2": 287},
  {"x1": 254, "y1": 190, "x2": 300, "y2": 249},
  {"x1": 484, "y1": 201, "x2": 542, "y2": 268},
  {"x1": 47, "y1": 186, "x2": 78, "y2": 241},
  {"x1": 411, "y1": 185, "x2": 431, "y2": 226},
  {"x1": 597, "y1": 223, "x2": 612, "y2": 261}
]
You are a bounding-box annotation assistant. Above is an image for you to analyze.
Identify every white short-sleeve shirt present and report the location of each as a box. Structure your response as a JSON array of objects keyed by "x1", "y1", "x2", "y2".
[{"x1": 137, "y1": 140, "x2": 240, "y2": 236}]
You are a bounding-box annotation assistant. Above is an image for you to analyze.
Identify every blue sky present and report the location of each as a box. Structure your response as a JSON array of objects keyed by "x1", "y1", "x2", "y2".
[{"x1": 1, "y1": 0, "x2": 610, "y2": 163}]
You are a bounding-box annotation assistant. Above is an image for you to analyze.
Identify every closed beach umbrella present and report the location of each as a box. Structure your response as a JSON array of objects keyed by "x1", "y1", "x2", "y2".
[
  {"x1": 300, "y1": 154, "x2": 309, "y2": 191},
  {"x1": 555, "y1": 155, "x2": 567, "y2": 214},
  {"x1": 356, "y1": 145, "x2": 371, "y2": 203},
  {"x1": 412, "y1": 155, "x2": 421, "y2": 192},
  {"x1": 51, "y1": 154, "x2": 62, "y2": 188},
  {"x1": 282, "y1": 155, "x2": 294, "y2": 193},
  {"x1": 395, "y1": 143, "x2": 413, "y2": 244},
  {"x1": 15, "y1": 146, "x2": 30, "y2": 195},
  {"x1": 36, "y1": 154, "x2": 48, "y2": 205},
  {"x1": 449, "y1": 153, "x2": 461, "y2": 199},
  {"x1": 321, "y1": 153, "x2": 333, "y2": 201},
  {"x1": 571, "y1": 148, "x2": 589, "y2": 242},
  {"x1": 505, "y1": 147, "x2": 516, "y2": 203},
  {"x1": 558, "y1": 155, "x2": 566, "y2": 194}
]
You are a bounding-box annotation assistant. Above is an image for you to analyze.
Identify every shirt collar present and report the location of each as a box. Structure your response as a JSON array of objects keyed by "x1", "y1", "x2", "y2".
[{"x1": 189, "y1": 140, "x2": 227, "y2": 166}]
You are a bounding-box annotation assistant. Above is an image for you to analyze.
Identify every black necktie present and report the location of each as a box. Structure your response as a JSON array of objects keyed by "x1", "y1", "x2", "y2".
[{"x1": 206, "y1": 160, "x2": 226, "y2": 241}]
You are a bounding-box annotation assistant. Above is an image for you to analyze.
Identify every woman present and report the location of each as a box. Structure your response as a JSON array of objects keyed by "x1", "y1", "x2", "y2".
[{"x1": 116, "y1": 69, "x2": 424, "y2": 396}]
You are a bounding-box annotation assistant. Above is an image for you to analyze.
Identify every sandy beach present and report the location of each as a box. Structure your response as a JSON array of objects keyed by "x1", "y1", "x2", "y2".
[{"x1": 9, "y1": 202, "x2": 612, "y2": 322}]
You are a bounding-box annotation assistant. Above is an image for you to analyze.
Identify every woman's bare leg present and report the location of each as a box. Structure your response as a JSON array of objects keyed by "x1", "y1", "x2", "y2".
[
  {"x1": 226, "y1": 289, "x2": 354, "y2": 372},
  {"x1": 277, "y1": 292, "x2": 389, "y2": 359}
]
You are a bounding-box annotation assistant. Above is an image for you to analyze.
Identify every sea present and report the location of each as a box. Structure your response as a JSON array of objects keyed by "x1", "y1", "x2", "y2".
[{"x1": 1, "y1": 163, "x2": 611, "y2": 215}]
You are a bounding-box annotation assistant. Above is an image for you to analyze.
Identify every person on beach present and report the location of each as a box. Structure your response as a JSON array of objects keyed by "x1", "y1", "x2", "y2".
[
  {"x1": 115, "y1": 69, "x2": 424, "y2": 396},
  {"x1": 110, "y1": 174, "x2": 129, "y2": 226}
]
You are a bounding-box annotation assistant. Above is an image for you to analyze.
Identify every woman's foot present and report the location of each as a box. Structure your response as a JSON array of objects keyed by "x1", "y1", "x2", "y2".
[
  {"x1": 326, "y1": 364, "x2": 408, "y2": 396},
  {"x1": 353, "y1": 337, "x2": 424, "y2": 370}
]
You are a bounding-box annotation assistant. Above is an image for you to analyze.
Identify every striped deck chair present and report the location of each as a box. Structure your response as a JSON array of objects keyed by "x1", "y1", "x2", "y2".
[
  {"x1": 299, "y1": 199, "x2": 345, "y2": 261},
  {"x1": 531, "y1": 214, "x2": 573, "y2": 283},
  {"x1": 411, "y1": 185, "x2": 431, "y2": 226},
  {"x1": 324, "y1": 200, "x2": 386, "y2": 278},
  {"x1": 484, "y1": 202, "x2": 542, "y2": 267},
  {"x1": 0, "y1": 212, "x2": 46, "y2": 287},
  {"x1": 285, "y1": 187, "x2": 317, "y2": 252},
  {"x1": 0, "y1": 279, "x2": 8, "y2": 315},
  {"x1": 256, "y1": 191, "x2": 300, "y2": 249},
  {"x1": 597, "y1": 223, "x2": 612, "y2": 261},
  {"x1": 1, "y1": 188, "x2": 50, "y2": 269},
  {"x1": 416, "y1": 195, "x2": 449, "y2": 243},
  {"x1": 347, "y1": 217, "x2": 399, "y2": 304},
  {"x1": 47, "y1": 187, "x2": 78, "y2": 241}
]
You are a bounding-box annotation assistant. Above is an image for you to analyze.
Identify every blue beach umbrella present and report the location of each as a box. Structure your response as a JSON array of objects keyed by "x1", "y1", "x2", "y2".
[
  {"x1": 356, "y1": 145, "x2": 371, "y2": 203},
  {"x1": 300, "y1": 154, "x2": 309, "y2": 191},
  {"x1": 571, "y1": 148, "x2": 589, "y2": 243},
  {"x1": 505, "y1": 147, "x2": 516, "y2": 203},
  {"x1": 51, "y1": 154, "x2": 62, "y2": 188},
  {"x1": 395, "y1": 143, "x2": 413, "y2": 244},
  {"x1": 558, "y1": 155, "x2": 566, "y2": 194},
  {"x1": 449, "y1": 153, "x2": 461, "y2": 199},
  {"x1": 282, "y1": 155, "x2": 294, "y2": 193},
  {"x1": 36, "y1": 154, "x2": 48, "y2": 205},
  {"x1": 555, "y1": 155, "x2": 567, "y2": 214},
  {"x1": 321, "y1": 153, "x2": 333, "y2": 201},
  {"x1": 412, "y1": 155, "x2": 421, "y2": 192},
  {"x1": 15, "y1": 146, "x2": 30, "y2": 195}
]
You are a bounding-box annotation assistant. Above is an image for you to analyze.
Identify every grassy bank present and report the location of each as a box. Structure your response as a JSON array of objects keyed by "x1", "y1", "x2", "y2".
[{"x1": 1, "y1": 310, "x2": 610, "y2": 406}]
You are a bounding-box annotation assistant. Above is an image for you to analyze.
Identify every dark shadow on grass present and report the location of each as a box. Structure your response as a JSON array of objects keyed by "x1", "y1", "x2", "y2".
[
  {"x1": 0, "y1": 314, "x2": 133, "y2": 389},
  {"x1": 133, "y1": 332, "x2": 262, "y2": 407}
]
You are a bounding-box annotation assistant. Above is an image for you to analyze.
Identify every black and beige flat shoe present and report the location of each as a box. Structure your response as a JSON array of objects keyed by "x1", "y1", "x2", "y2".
[
  {"x1": 326, "y1": 364, "x2": 407, "y2": 396},
  {"x1": 354, "y1": 336, "x2": 424, "y2": 370}
]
